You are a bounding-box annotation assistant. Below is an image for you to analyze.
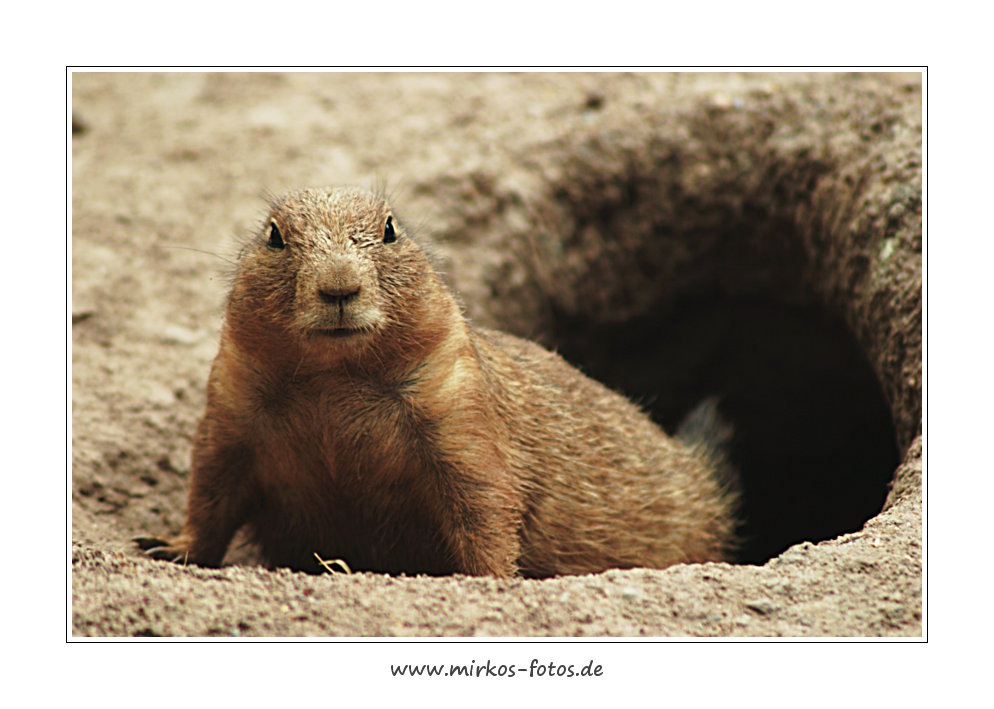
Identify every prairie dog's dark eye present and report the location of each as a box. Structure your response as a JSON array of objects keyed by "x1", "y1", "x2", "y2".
[
  {"x1": 267, "y1": 222, "x2": 285, "y2": 250},
  {"x1": 383, "y1": 216, "x2": 397, "y2": 244}
]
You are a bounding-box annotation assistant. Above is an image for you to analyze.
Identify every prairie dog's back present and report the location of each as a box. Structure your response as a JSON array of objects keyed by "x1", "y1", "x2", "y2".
[{"x1": 470, "y1": 328, "x2": 739, "y2": 576}]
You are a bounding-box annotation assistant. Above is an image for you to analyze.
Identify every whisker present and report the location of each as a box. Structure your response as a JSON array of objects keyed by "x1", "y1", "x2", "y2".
[{"x1": 161, "y1": 244, "x2": 237, "y2": 266}]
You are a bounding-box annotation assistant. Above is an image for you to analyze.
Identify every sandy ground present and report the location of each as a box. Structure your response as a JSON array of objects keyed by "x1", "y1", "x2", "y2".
[{"x1": 70, "y1": 72, "x2": 922, "y2": 637}]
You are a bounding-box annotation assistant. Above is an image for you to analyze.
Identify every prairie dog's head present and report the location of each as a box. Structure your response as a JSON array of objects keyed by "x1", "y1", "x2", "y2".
[{"x1": 227, "y1": 187, "x2": 446, "y2": 370}]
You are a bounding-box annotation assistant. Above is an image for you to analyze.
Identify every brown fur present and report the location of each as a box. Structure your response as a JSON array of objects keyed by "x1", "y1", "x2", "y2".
[{"x1": 137, "y1": 187, "x2": 739, "y2": 577}]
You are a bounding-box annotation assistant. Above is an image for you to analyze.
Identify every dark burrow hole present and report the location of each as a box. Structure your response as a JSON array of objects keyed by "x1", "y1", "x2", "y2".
[{"x1": 552, "y1": 296, "x2": 900, "y2": 564}]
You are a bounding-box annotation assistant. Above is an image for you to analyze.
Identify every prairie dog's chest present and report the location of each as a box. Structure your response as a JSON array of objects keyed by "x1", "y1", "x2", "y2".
[{"x1": 248, "y1": 373, "x2": 426, "y2": 494}]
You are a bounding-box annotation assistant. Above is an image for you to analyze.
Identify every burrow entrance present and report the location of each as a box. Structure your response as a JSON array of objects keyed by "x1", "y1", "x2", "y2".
[
  {"x1": 450, "y1": 82, "x2": 918, "y2": 567},
  {"x1": 505, "y1": 129, "x2": 911, "y2": 565},
  {"x1": 551, "y1": 297, "x2": 899, "y2": 563}
]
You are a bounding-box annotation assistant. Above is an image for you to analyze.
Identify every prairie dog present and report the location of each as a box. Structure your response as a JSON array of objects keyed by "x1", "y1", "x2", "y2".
[{"x1": 137, "y1": 187, "x2": 738, "y2": 577}]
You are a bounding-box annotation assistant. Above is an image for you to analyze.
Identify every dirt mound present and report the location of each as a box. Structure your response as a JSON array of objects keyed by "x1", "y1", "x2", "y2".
[{"x1": 71, "y1": 72, "x2": 922, "y2": 636}]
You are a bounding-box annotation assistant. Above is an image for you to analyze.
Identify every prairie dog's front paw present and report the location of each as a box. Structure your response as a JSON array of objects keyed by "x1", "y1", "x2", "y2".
[{"x1": 133, "y1": 534, "x2": 194, "y2": 564}]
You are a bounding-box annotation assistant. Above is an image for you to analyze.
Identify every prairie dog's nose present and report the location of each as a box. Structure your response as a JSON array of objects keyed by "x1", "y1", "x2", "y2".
[
  {"x1": 315, "y1": 256, "x2": 362, "y2": 305},
  {"x1": 318, "y1": 283, "x2": 361, "y2": 305}
]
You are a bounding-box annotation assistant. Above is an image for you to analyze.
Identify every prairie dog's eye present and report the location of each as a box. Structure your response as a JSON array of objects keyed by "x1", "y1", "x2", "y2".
[
  {"x1": 268, "y1": 222, "x2": 285, "y2": 250},
  {"x1": 383, "y1": 216, "x2": 397, "y2": 244}
]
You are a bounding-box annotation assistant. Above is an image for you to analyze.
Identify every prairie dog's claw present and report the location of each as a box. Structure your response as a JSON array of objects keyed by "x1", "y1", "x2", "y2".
[{"x1": 134, "y1": 535, "x2": 191, "y2": 564}]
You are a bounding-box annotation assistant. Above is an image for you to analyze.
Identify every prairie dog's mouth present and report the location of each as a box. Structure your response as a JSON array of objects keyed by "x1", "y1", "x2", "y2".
[
  {"x1": 297, "y1": 305, "x2": 383, "y2": 343},
  {"x1": 308, "y1": 328, "x2": 369, "y2": 339}
]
